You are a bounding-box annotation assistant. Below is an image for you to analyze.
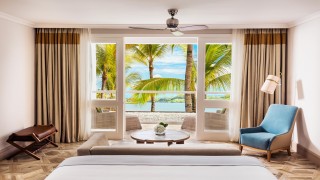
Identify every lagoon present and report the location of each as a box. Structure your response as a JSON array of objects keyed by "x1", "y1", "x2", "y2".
[
  {"x1": 126, "y1": 102, "x2": 185, "y2": 112},
  {"x1": 126, "y1": 102, "x2": 219, "y2": 112}
]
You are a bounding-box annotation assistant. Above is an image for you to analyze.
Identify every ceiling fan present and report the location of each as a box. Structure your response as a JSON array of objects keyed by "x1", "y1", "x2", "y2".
[{"x1": 129, "y1": 9, "x2": 208, "y2": 36}]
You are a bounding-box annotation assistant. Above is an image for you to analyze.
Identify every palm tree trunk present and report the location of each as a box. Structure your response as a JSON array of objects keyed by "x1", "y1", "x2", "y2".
[
  {"x1": 185, "y1": 44, "x2": 193, "y2": 113},
  {"x1": 101, "y1": 73, "x2": 107, "y2": 99},
  {"x1": 149, "y1": 60, "x2": 155, "y2": 112},
  {"x1": 191, "y1": 94, "x2": 196, "y2": 113}
]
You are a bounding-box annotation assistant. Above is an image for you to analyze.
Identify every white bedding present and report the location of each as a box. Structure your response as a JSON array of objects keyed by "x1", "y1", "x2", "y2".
[{"x1": 46, "y1": 155, "x2": 276, "y2": 180}]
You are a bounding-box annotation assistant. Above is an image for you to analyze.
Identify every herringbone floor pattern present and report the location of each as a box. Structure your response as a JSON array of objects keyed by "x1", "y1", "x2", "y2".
[{"x1": 0, "y1": 140, "x2": 319, "y2": 180}]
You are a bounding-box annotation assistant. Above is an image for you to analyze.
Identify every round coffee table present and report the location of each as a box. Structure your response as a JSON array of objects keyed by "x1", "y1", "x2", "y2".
[{"x1": 131, "y1": 130, "x2": 190, "y2": 146}]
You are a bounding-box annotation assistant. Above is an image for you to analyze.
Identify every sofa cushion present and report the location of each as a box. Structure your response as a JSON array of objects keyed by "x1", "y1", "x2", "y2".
[
  {"x1": 170, "y1": 143, "x2": 240, "y2": 156},
  {"x1": 89, "y1": 143, "x2": 240, "y2": 156},
  {"x1": 77, "y1": 133, "x2": 109, "y2": 156}
]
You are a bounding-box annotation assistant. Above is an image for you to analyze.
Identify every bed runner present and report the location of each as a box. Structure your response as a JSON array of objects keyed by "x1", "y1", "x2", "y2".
[{"x1": 58, "y1": 155, "x2": 263, "y2": 168}]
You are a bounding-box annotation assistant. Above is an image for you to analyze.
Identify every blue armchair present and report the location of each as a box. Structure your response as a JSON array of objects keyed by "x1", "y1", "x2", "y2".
[{"x1": 239, "y1": 104, "x2": 298, "y2": 161}]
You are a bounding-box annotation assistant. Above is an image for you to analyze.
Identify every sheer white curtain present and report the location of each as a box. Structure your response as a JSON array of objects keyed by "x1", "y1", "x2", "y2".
[
  {"x1": 79, "y1": 28, "x2": 92, "y2": 140},
  {"x1": 229, "y1": 29, "x2": 245, "y2": 141}
]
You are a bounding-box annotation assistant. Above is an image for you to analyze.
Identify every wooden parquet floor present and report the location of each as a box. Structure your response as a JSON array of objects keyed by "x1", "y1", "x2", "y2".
[{"x1": 0, "y1": 141, "x2": 319, "y2": 180}]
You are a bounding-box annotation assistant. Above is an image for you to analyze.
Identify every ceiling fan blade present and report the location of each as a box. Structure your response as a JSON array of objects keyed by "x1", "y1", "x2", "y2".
[
  {"x1": 171, "y1": 30, "x2": 184, "y2": 36},
  {"x1": 129, "y1": 26, "x2": 166, "y2": 31},
  {"x1": 178, "y1": 25, "x2": 209, "y2": 31}
]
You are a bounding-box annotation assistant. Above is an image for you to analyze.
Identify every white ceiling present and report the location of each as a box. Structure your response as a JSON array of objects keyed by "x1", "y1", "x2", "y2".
[{"x1": 1, "y1": 0, "x2": 320, "y2": 28}]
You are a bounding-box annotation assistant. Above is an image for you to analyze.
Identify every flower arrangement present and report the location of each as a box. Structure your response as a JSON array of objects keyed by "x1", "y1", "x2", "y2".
[{"x1": 154, "y1": 122, "x2": 168, "y2": 135}]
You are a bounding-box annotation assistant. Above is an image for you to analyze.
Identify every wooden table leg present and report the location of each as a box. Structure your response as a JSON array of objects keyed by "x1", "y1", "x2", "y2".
[
  {"x1": 6, "y1": 141, "x2": 40, "y2": 160},
  {"x1": 176, "y1": 141, "x2": 184, "y2": 144},
  {"x1": 48, "y1": 139, "x2": 58, "y2": 147},
  {"x1": 136, "y1": 140, "x2": 145, "y2": 144}
]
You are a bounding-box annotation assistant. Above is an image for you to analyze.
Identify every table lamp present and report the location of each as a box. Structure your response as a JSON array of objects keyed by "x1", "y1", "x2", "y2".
[{"x1": 261, "y1": 75, "x2": 281, "y2": 103}]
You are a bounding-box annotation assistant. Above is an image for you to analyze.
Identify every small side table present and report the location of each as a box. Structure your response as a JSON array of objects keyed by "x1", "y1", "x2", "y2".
[{"x1": 131, "y1": 130, "x2": 190, "y2": 146}]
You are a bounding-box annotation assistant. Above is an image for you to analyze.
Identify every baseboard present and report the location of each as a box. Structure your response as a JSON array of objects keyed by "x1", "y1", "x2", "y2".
[
  {"x1": 297, "y1": 144, "x2": 320, "y2": 166},
  {"x1": 0, "y1": 145, "x2": 19, "y2": 160}
]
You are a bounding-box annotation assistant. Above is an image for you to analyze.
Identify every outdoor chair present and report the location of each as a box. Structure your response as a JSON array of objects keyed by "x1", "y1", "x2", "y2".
[{"x1": 181, "y1": 109, "x2": 228, "y2": 131}]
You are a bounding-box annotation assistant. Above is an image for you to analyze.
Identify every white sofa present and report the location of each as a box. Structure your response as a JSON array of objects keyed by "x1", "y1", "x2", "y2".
[{"x1": 77, "y1": 133, "x2": 241, "y2": 156}]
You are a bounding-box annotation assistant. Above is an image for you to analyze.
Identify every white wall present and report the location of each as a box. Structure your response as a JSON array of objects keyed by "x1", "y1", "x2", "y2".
[
  {"x1": 288, "y1": 17, "x2": 320, "y2": 157},
  {"x1": 0, "y1": 17, "x2": 35, "y2": 156}
]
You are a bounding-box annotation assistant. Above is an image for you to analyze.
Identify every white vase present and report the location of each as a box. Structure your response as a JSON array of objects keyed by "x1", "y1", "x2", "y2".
[
  {"x1": 154, "y1": 124, "x2": 166, "y2": 135},
  {"x1": 155, "y1": 130, "x2": 165, "y2": 136}
]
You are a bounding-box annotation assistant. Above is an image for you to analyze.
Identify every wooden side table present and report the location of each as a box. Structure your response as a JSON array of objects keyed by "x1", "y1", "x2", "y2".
[{"x1": 131, "y1": 130, "x2": 190, "y2": 146}]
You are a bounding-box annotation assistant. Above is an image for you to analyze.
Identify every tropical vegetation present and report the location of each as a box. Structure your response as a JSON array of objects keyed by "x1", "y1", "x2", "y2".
[
  {"x1": 125, "y1": 44, "x2": 169, "y2": 111},
  {"x1": 96, "y1": 43, "x2": 232, "y2": 113},
  {"x1": 205, "y1": 44, "x2": 232, "y2": 92},
  {"x1": 96, "y1": 44, "x2": 116, "y2": 99}
]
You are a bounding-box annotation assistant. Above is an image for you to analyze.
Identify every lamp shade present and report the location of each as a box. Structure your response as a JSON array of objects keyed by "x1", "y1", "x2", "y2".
[{"x1": 261, "y1": 75, "x2": 280, "y2": 94}]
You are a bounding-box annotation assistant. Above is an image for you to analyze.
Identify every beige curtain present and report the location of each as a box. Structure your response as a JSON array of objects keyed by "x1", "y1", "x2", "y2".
[
  {"x1": 36, "y1": 28, "x2": 81, "y2": 143},
  {"x1": 240, "y1": 29, "x2": 287, "y2": 128}
]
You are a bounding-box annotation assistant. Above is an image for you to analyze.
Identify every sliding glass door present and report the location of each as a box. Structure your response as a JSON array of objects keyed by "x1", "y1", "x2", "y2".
[
  {"x1": 88, "y1": 35, "x2": 232, "y2": 141},
  {"x1": 197, "y1": 36, "x2": 232, "y2": 141},
  {"x1": 91, "y1": 38, "x2": 124, "y2": 139}
]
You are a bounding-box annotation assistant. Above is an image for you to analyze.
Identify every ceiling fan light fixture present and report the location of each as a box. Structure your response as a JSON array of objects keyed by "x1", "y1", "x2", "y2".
[{"x1": 171, "y1": 30, "x2": 184, "y2": 36}]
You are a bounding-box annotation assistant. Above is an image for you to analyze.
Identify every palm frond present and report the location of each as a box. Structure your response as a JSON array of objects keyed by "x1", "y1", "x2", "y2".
[
  {"x1": 153, "y1": 44, "x2": 169, "y2": 59},
  {"x1": 130, "y1": 78, "x2": 184, "y2": 105},
  {"x1": 205, "y1": 44, "x2": 232, "y2": 91},
  {"x1": 206, "y1": 73, "x2": 231, "y2": 91},
  {"x1": 133, "y1": 78, "x2": 184, "y2": 91},
  {"x1": 126, "y1": 72, "x2": 142, "y2": 87}
]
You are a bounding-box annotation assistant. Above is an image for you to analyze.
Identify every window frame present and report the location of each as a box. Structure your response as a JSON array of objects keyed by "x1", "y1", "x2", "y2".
[{"x1": 197, "y1": 36, "x2": 232, "y2": 141}]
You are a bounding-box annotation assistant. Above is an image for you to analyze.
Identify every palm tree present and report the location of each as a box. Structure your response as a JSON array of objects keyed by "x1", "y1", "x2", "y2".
[
  {"x1": 126, "y1": 44, "x2": 169, "y2": 112},
  {"x1": 190, "y1": 59, "x2": 197, "y2": 112},
  {"x1": 173, "y1": 44, "x2": 197, "y2": 113},
  {"x1": 205, "y1": 44, "x2": 232, "y2": 93},
  {"x1": 96, "y1": 44, "x2": 116, "y2": 99}
]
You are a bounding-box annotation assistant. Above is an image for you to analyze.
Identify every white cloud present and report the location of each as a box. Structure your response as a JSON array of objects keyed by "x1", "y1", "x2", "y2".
[
  {"x1": 155, "y1": 55, "x2": 186, "y2": 64},
  {"x1": 153, "y1": 74, "x2": 162, "y2": 78},
  {"x1": 155, "y1": 68, "x2": 185, "y2": 75}
]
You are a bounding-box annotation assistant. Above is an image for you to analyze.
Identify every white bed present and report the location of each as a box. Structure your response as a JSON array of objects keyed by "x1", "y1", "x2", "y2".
[{"x1": 46, "y1": 155, "x2": 276, "y2": 180}]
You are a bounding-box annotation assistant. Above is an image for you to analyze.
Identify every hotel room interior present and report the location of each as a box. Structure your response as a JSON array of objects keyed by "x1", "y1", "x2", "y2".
[{"x1": 0, "y1": 0, "x2": 320, "y2": 179}]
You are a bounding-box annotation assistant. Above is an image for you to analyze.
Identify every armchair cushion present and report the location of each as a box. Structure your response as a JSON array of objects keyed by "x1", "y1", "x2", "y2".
[
  {"x1": 240, "y1": 126, "x2": 264, "y2": 135},
  {"x1": 240, "y1": 132, "x2": 276, "y2": 150},
  {"x1": 260, "y1": 104, "x2": 298, "y2": 135}
]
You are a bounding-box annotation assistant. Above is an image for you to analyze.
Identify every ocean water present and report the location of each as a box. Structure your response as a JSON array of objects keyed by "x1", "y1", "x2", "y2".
[
  {"x1": 125, "y1": 102, "x2": 220, "y2": 112},
  {"x1": 126, "y1": 102, "x2": 185, "y2": 112}
]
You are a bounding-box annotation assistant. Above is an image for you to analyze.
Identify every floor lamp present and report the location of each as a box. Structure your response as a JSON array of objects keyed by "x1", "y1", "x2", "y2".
[{"x1": 261, "y1": 75, "x2": 281, "y2": 104}]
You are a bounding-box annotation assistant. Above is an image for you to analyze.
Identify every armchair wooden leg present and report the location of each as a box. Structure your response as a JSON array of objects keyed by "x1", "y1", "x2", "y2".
[
  {"x1": 239, "y1": 145, "x2": 243, "y2": 152},
  {"x1": 267, "y1": 151, "x2": 271, "y2": 162},
  {"x1": 287, "y1": 147, "x2": 291, "y2": 156}
]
